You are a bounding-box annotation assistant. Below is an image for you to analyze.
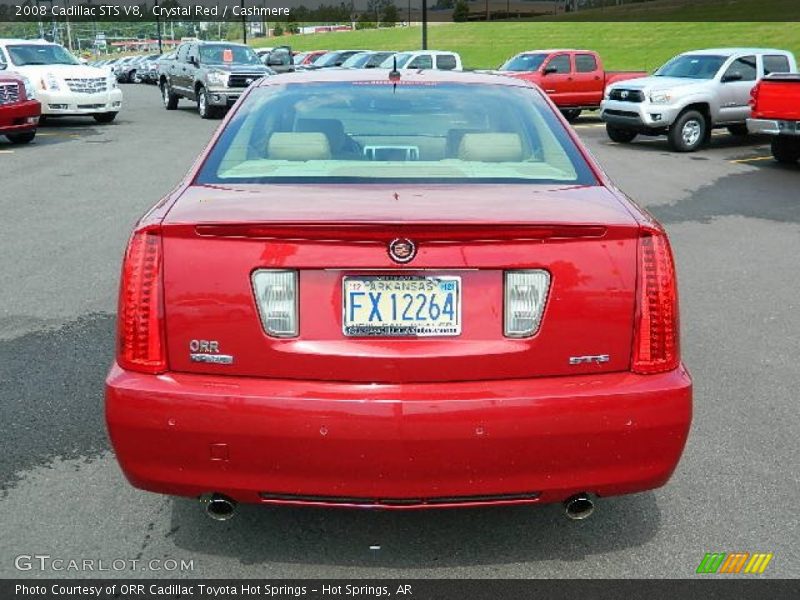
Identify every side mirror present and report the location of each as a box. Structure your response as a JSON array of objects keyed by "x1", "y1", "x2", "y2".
[
  {"x1": 543, "y1": 66, "x2": 558, "y2": 75},
  {"x1": 188, "y1": 56, "x2": 198, "y2": 66},
  {"x1": 722, "y1": 72, "x2": 743, "y2": 83},
  {"x1": 0, "y1": 61, "x2": 6, "y2": 71}
]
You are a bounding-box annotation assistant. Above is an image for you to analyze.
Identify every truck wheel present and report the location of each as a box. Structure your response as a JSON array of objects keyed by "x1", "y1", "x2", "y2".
[
  {"x1": 606, "y1": 125, "x2": 637, "y2": 144},
  {"x1": 561, "y1": 109, "x2": 582, "y2": 123},
  {"x1": 6, "y1": 131, "x2": 36, "y2": 144},
  {"x1": 771, "y1": 137, "x2": 800, "y2": 164},
  {"x1": 197, "y1": 87, "x2": 214, "y2": 119},
  {"x1": 727, "y1": 124, "x2": 749, "y2": 136},
  {"x1": 668, "y1": 110, "x2": 707, "y2": 152},
  {"x1": 93, "y1": 112, "x2": 117, "y2": 124},
  {"x1": 161, "y1": 81, "x2": 178, "y2": 110}
]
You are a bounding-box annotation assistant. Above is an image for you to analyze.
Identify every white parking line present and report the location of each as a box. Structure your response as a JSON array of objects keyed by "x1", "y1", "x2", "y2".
[{"x1": 0, "y1": 150, "x2": 14, "y2": 154}]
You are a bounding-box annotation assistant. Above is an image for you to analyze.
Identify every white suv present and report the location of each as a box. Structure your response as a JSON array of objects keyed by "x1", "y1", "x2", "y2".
[
  {"x1": 0, "y1": 39, "x2": 123, "y2": 123},
  {"x1": 379, "y1": 51, "x2": 462, "y2": 72}
]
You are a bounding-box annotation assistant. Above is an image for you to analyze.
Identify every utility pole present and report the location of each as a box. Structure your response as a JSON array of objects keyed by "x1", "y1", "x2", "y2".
[
  {"x1": 241, "y1": 0, "x2": 247, "y2": 43},
  {"x1": 155, "y1": 0, "x2": 163, "y2": 53},
  {"x1": 421, "y1": 0, "x2": 427, "y2": 50},
  {"x1": 64, "y1": 0, "x2": 73, "y2": 52}
]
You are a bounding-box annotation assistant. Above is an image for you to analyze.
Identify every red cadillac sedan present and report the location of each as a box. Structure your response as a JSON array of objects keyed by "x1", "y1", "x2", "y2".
[
  {"x1": 0, "y1": 72, "x2": 40, "y2": 144},
  {"x1": 106, "y1": 69, "x2": 692, "y2": 521}
]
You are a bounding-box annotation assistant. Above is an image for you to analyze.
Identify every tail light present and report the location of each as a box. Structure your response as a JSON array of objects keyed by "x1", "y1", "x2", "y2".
[
  {"x1": 504, "y1": 270, "x2": 551, "y2": 338},
  {"x1": 117, "y1": 227, "x2": 166, "y2": 373},
  {"x1": 632, "y1": 227, "x2": 679, "y2": 374},
  {"x1": 252, "y1": 270, "x2": 298, "y2": 337},
  {"x1": 749, "y1": 83, "x2": 760, "y2": 110}
]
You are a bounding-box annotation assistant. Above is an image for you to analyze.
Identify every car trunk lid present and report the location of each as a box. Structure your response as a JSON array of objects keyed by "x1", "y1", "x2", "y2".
[{"x1": 160, "y1": 183, "x2": 640, "y2": 383}]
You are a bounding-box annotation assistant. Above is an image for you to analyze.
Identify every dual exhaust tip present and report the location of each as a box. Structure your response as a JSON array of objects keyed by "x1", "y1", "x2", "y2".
[
  {"x1": 199, "y1": 492, "x2": 594, "y2": 521},
  {"x1": 201, "y1": 493, "x2": 237, "y2": 521},
  {"x1": 564, "y1": 494, "x2": 595, "y2": 521}
]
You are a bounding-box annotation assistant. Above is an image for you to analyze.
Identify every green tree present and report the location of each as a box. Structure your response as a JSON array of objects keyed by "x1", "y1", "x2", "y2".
[
  {"x1": 380, "y1": 4, "x2": 399, "y2": 27},
  {"x1": 453, "y1": 0, "x2": 470, "y2": 22},
  {"x1": 356, "y1": 13, "x2": 377, "y2": 29},
  {"x1": 272, "y1": 24, "x2": 284, "y2": 37}
]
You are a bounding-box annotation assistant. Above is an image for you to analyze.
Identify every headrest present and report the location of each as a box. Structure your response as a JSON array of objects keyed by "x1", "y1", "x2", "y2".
[
  {"x1": 458, "y1": 133, "x2": 523, "y2": 162},
  {"x1": 445, "y1": 128, "x2": 483, "y2": 157},
  {"x1": 295, "y1": 118, "x2": 347, "y2": 151},
  {"x1": 267, "y1": 132, "x2": 331, "y2": 161}
]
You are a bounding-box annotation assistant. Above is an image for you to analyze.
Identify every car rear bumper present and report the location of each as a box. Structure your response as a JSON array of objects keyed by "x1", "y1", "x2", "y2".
[
  {"x1": 106, "y1": 364, "x2": 692, "y2": 508},
  {"x1": 601, "y1": 99, "x2": 680, "y2": 131},
  {"x1": 0, "y1": 99, "x2": 41, "y2": 133},
  {"x1": 747, "y1": 118, "x2": 800, "y2": 136},
  {"x1": 39, "y1": 88, "x2": 123, "y2": 115}
]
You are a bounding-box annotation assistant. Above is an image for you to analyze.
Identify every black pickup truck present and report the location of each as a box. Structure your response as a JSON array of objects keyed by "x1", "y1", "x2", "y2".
[{"x1": 159, "y1": 41, "x2": 272, "y2": 118}]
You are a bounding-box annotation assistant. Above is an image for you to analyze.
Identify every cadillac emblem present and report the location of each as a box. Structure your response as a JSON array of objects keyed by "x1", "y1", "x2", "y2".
[{"x1": 388, "y1": 238, "x2": 416, "y2": 264}]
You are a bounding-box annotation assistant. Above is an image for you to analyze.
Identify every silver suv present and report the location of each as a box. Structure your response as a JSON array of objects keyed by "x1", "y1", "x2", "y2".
[{"x1": 601, "y1": 48, "x2": 797, "y2": 151}]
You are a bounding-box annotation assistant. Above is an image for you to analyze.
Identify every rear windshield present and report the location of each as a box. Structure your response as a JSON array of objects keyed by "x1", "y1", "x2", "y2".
[
  {"x1": 196, "y1": 81, "x2": 596, "y2": 185},
  {"x1": 655, "y1": 54, "x2": 726, "y2": 79}
]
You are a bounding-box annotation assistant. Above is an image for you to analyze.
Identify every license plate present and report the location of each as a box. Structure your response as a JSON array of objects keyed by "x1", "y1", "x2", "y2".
[{"x1": 343, "y1": 276, "x2": 461, "y2": 337}]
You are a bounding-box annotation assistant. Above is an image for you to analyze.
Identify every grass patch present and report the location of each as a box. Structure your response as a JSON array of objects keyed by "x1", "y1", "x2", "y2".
[{"x1": 255, "y1": 21, "x2": 800, "y2": 71}]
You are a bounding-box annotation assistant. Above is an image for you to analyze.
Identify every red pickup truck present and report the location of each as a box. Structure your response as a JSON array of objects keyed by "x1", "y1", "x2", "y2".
[
  {"x1": 497, "y1": 49, "x2": 647, "y2": 121},
  {"x1": 0, "y1": 72, "x2": 40, "y2": 144},
  {"x1": 747, "y1": 73, "x2": 800, "y2": 164}
]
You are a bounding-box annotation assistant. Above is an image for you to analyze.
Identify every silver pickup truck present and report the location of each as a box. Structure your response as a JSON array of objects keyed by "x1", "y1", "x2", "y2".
[
  {"x1": 159, "y1": 41, "x2": 272, "y2": 119},
  {"x1": 601, "y1": 48, "x2": 797, "y2": 151}
]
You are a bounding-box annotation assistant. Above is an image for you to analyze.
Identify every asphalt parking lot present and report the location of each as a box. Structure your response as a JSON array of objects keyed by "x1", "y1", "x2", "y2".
[{"x1": 1, "y1": 83, "x2": 798, "y2": 579}]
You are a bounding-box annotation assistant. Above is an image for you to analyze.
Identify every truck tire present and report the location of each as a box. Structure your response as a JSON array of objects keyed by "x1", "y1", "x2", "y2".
[
  {"x1": 561, "y1": 109, "x2": 582, "y2": 123},
  {"x1": 668, "y1": 110, "x2": 707, "y2": 152},
  {"x1": 197, "y1": 86, "x2": 215, "y2": 119},
  {"x1": 606, "y1": 125, "x2": 637, "y2": 144},
  {"x1": 6, "y1": 131, "x2": 36, "y2": 144},
  {"x1": 771, "y1": 137, "x2": 800, "y2": 164},
  {"x1": 93, "y1": 112, "x2": 117, "y2": 124},
  {"x1": 161, "y1": 81, "x2": 179, "y2": 110}
]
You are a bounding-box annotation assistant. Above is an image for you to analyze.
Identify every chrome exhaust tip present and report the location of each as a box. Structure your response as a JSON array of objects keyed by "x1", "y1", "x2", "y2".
[
  {"x1": 201, "y1": 493, "x2": 237, "y2": 521},
  {"x1": 564, "y1": 494, "x2": 595, "y2": 521}
]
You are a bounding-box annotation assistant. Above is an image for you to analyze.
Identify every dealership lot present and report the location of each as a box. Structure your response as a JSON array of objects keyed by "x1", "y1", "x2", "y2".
[{"x1": 1, "y1": 84, "x2": 798, "y2": 578}]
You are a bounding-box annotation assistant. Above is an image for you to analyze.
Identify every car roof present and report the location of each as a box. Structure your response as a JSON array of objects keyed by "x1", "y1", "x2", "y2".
[
  {"x1": 196, "y1": 41, "x2": 249, "y2": 47},
  {"x1": 255, "y1": 68, "x2": 531, "y2": 88},
  {"x1": 682, "y1": 48, "x2": 791, "y2": 56},
  {"x1": 0, "y1": 38, "x2": 55, "y2": 45},
  {"x1": 402, "y1": 50, "x2": 460, "y2": 56},
  {"x1": 515, "y1": 49, "x2": 584, "y2": 54}
]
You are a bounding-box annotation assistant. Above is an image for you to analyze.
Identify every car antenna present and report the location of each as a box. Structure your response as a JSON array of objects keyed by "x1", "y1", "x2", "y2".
[{"x1": 389, "y1": 55, "x2": 401, "y2": 91}]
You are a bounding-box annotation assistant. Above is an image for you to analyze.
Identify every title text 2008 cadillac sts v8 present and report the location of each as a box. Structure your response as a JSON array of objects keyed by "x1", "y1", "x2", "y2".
[{"x1": 105, "y1": 70, "x2": 692, "y2": 521}]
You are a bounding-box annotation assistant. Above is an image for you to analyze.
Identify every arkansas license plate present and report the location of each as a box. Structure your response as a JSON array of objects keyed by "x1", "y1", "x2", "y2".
[{"x1": 343, "y1": 276, "x2": 461, "y2": 337}]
